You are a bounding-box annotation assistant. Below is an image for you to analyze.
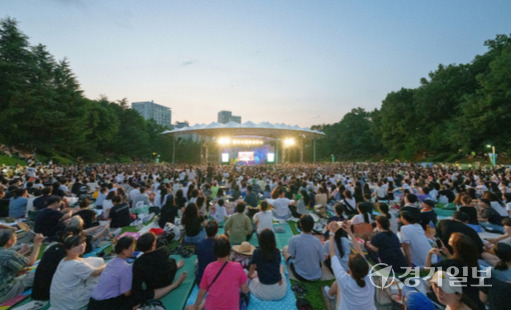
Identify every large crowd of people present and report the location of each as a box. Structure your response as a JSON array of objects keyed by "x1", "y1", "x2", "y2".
[{"x1": 1, "y1": 161, "x2": 511, "y2": 309}]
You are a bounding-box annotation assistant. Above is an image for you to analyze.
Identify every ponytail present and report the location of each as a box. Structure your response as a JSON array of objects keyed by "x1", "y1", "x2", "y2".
[
  {"x1": 363, "y1": 212, "x2": 370, "y2": 224},
  {"x1": 355, "y1": 278, "x2": 366, "y2": 288},
  {"x1": 348, "y1": 254, "x2": 369, "y2": 288},
  {"x1": 495, "y1": 260, "x2": 508, "y2": 271}
]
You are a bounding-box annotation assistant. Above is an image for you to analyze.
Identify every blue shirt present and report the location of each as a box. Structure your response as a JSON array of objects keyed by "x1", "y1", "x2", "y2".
[
  {"x1": 288, "y1": 233, "x2": 324, "y2": 280},
  {"x1": 9, "y1": 197, "x2": 27, "y2": 218},
  {"x1": 195, "y1": 238, "x2": 216, "y2": 283}
]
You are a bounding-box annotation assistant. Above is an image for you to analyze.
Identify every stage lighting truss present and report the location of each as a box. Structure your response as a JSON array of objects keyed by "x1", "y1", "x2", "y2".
[{"x1": 217, "y1": 137, "x2": 264, "y2": 146}]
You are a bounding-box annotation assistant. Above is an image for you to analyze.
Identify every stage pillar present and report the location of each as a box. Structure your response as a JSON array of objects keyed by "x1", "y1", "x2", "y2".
[
  {"x1": 313, "y1": 139, "x2": 316, "y2": 163},
  {"x1": 172, "y1": 136, "x2": 176, "y2": 163},
  {"x1": 275, "y1": 140, "x2": 279, "y2": 164},
  {"x1": 205, "y1": 145, "x2": 209, "y2": 164},
  {"x1": 300, "y1": 137, "x2": 304, "y2": 162},
  {"x1": 200, "y1": 137, "x2": 203, "y2": 163}
]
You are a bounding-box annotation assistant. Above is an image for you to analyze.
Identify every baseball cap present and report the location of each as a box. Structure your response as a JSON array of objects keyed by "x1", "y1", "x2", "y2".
[
  {"x1": 430, "y1": 271, "x2": 463, "y2": 294},
  {"x1": 402, "y1": 286, "x2": 435, "y2": 310}
]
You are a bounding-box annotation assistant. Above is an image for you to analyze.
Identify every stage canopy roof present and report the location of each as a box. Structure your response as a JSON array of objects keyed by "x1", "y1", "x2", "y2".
[{"x1": 162, "y1": 121, "x2": 324, "y2": 139}]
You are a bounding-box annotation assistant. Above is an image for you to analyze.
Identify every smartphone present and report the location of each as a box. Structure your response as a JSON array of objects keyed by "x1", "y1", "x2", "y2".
[{"x1": 435, "y1": 239, "x2": 443, "y2": 248}]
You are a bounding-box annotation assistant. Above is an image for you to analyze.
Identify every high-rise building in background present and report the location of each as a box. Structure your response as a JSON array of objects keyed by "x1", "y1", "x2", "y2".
[
  {"x1": 131, "y1": 100, "x2": 171, "y2": 127},
  {"x1": 217, "y1": 110, "x2": 241, "y2": 124}
]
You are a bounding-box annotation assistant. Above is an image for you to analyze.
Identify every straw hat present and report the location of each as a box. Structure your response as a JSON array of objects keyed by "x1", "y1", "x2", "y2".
[{"x1": 232, "y1": 242, "x2": 256, "y2": 256}]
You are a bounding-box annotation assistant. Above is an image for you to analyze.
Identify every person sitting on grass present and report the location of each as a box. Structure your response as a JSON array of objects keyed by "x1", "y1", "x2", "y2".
[
  {"x1": 365, "y1": 215, "x2": 408, "y2": 274},
  {"x1": 283, "y1": 214, "x2": 326, "y2": 281},
  {"x1": 0, "y1": 229, "x2": 44, "y2": 304},
  {"x1": 187, "y1": 235, "x2": 249, "y2": 310},
  {"x1": 399, "y1": 210, "x2": 432, "y2": 267},
  {"x1": 210, "y1": 199, "x2": 228, "y2": 225},
  {"x1": 131, "y1": 232, "x2": 187, "y2": 306},
  {"x1": 323, "y1": 219, "x2": 352, "y2": 273},
  {"x1": 254, "y1": 201, "x2": 273, "y2": 235},
  {"x1": 195, "y1": 220, "x2": 219, "y2": 285},
  {"x1": 224, "y1": 202, "x2": 253, "y2": 245},
  {"x1": 50, "y1": 235, "x2": 106, "y2": 310},
  {"x1": 88, "y1": 236, "x2": 136, "y2": 310},
  {"x1": 247, "y1": 229, "x2": 287, "y2": 300},
  {"x1": 108, "y1": 195, "x2": 133, "y2": 228},
  {"x1": 323, "y1": 221, "x2": 376, "y2": 309}
]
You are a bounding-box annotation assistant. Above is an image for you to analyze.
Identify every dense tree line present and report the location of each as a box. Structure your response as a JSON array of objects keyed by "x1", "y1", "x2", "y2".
[
  {"x1": 313, "y1": 34, "x2": 511, "y2": 162},
  {"x1": 0, "y1": 17, "x2": 203, "y2": 163},
  {"x1": 1, "y1": 17, "x2": 510, "y2": 163}
]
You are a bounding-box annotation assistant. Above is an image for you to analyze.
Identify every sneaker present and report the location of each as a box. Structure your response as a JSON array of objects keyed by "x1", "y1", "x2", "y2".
[{"x1": 323, "y1": 286, "x2": 335, "y2": 300}]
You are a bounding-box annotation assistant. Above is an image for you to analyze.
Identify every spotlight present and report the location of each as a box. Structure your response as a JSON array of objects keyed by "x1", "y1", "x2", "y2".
[
  {"x1": 218, "y1": 137, "x2": 231, "y2": 145},
  {"x1": 284, "y1": 138, "x2": 295, "y2": 146}
]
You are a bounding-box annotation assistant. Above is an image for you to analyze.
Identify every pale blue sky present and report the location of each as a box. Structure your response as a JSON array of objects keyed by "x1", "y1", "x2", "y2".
[{"x1": 2, "y1": 0, "x2": 510, "y2": 127}]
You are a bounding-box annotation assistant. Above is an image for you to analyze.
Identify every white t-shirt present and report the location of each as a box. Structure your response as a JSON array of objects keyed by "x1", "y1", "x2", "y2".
[
  {"x1": 490, "y1": 201, "x2": 508, "y2": 217},
  {"x1": 350, "y1": 214, "x2": 370, "y2": 225},
  {"x1": 376, "y1": 186, "x2": 387, "y2": 198},
  {"x1": 267, "y1": 198, "x2": 294, "y2": 219},
  {"x1": 50, "y1": 257, "x2": 104, "y2": 310},
  {"x1": 400, "y1": 224, "x2": 432, "y2": 267},
  {"x1": 212, "y1": 205, "x2": 227, "y2": 223},
  {"x1": 332, "y1": 256, "x2": 376, "y2": 310},
  {"x1": 254, "y1": 210, "x2": 273, "y2": 234}
]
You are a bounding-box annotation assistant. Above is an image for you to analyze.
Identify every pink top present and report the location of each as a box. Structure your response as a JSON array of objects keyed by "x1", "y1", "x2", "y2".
[{"x1": 199, "y1": 261, "x2": 248, "y2": 310}]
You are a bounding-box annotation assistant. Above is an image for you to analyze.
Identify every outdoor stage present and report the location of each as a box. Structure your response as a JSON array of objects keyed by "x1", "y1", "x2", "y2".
[{"x1": 162, "y1": 121, "x2": 324, "y2": 164}]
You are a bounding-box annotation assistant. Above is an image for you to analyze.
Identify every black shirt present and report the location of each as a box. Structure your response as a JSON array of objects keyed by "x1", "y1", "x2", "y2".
[
  {"x1": 420, "y1": 210, "x2": 438, "y2": 230},
  {"x1": 32, "y1": 243, "x2": 66, "y2": 300},
  {"x1": 33, "y1": 195, "x2": 51, "y2": 210},
  {"x1": 109, "y1": 203, "x2": 132, "y2": 228},
  {"x1": 132, "y1": 247, "x2": 178, "y2": 303},
  {"x1": 250, "y1": 248, "x2": 282, "y2": 285},
  {"x1": 459, "y1": 206, "x2": 479, "y2": 225},
  {"x1": 437, "y1": 219, "x2": 483, "y2": 255},
  {"x1": 34, "y1": 208, "x2": 64, "y2": 237},
  {"x1": 159, "y1": 203, "x2": 178, "y2": 229},
  {"x1": 371, "y1": 231, "x2": 409, "y2": 274},
  {"x1": 74, "y1": 209, "x2": 97, "y2": 229}
]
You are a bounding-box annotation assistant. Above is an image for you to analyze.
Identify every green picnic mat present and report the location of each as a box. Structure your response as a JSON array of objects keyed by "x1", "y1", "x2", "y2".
[
  {"x1": 159, "y1": 254, "x2": 197, "y2": 310},
  {"x1": 219, "y1": 222, "x2": 295, "y2": 250},
  {"x1": 434, "y1": 208, "x2": 454, "y2": 217},
  {"x1": 274, "y1": 223, "x2": 295, "y2": 250}
]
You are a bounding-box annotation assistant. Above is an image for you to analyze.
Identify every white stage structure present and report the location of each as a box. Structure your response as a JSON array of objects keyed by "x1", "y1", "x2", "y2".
[{"x1": 162, "y1": 121, "x2": 324, "y2": 164}]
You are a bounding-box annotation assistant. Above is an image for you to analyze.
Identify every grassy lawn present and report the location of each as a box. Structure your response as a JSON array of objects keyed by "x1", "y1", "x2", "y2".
[
  {"x1": 291, "y1": 279, "x2": 332, "y2": 309},
  {"x1": 0, "y1": 154, "x2": 27, "y2": 166}
]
